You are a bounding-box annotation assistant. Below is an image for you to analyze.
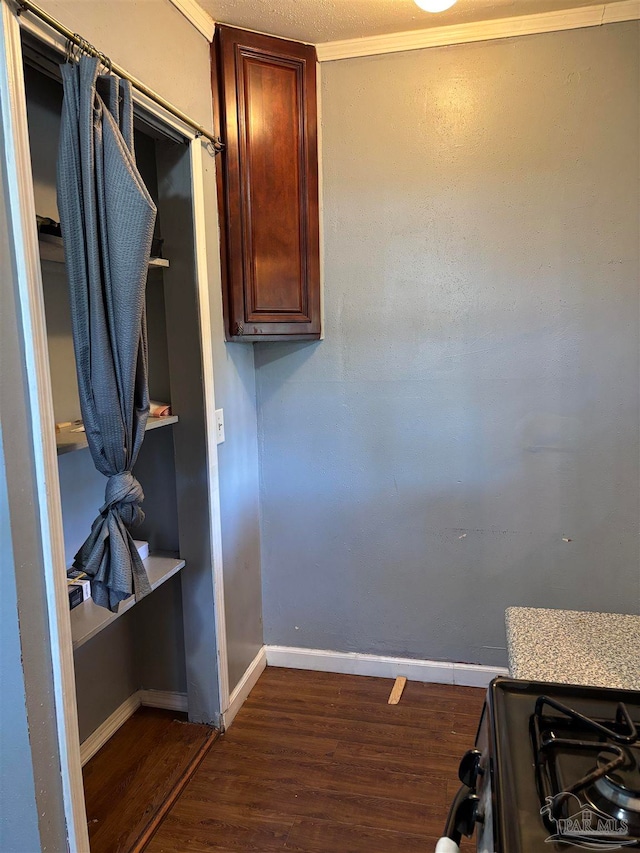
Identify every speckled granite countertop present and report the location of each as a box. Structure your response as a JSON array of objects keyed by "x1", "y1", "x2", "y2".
[{"x1": 506, "y1": 607, "x2": 640, "y2": 690}]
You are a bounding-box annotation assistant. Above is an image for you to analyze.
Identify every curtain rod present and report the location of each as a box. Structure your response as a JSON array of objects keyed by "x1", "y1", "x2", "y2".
[{"x1": 15, "y1": 0, "x2": 224, "y2": 154}]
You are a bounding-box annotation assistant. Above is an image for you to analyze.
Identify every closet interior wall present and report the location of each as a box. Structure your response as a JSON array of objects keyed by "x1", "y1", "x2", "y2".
[{"x1": 23, "y1": 54, "x2": 220, "y2": 741}]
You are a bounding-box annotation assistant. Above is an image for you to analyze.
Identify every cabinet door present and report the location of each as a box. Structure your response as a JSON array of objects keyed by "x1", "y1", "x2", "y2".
[{"x1": 213, "y1": 27, "x2": 321, "y2": 341}]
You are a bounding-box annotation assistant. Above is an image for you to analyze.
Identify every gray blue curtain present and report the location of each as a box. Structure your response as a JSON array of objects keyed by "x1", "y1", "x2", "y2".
[{"x1": 57, "y1": 55, "x2": 157, "y2": 612}]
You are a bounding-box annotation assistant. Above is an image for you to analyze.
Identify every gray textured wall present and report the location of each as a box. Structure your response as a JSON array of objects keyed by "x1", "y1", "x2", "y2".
[
  {"x1": 256, "y1": 22, "x2": 640, "y2": 666},
  {"x1": 204, "y1": 168, "x2": 264, "y2": 688},
  {"x1": 35, "y1": 0, "x2": 214, "y2": 129},
  {"x1": 0, "y1": 443, "x2": 41, "y2": 853}
]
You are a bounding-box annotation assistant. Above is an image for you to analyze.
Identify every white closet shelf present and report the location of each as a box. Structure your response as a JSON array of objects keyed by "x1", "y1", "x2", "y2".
[
  {"x1": 38, "y1": 236, "x2": 169, "y2": 268},
  {"x1": 70, "y1": 554, "x2": 186, "y2": 649},
  {"x1": 56, "y1": 414, "x2": 178, "y2": 455}
]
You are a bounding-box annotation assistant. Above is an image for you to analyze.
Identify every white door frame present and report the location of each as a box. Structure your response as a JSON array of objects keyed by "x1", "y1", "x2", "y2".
[
  {"x1": 0, "y1": 3, "x2": 229, "y2": 848},
  {"x1": 0, "y1": 3, "x2": 88, "y2": 848},
  {"x1": 189, "y1": 140, "x2": 230, "y2": 713}
]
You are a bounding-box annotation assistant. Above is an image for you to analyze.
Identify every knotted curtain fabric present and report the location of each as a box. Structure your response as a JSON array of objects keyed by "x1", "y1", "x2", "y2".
[{"x1": 57, "y1": 55, "x2": 157, "y2": 611}]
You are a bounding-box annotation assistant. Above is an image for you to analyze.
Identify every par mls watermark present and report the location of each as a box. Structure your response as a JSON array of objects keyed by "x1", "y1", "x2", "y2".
[{"x1": 542, "y1": 793, "x2": 634, "y2": 849}]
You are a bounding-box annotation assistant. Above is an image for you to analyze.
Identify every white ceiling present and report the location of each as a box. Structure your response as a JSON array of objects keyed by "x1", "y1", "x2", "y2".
[{"x1": 198, "y1": 0, "x2": 606, "y2": 44}]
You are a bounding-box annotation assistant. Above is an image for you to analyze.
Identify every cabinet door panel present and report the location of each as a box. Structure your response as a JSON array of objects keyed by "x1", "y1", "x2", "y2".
[
  {"x1": 242, "y1": 54, "x2": 307, "y2": 319},
  {"x1": 213, "y1": 28, "x2": 320, "y2": 341}
]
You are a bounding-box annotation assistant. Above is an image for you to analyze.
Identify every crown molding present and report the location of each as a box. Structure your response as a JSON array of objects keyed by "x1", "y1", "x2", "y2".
[
  {"x1": 316, "y1": 0, "x2": 640, "y2": 61},
  {"x1": 168, "y1": 0, "x2": 215, "y2": 41},
  {"x1": 602, "y1": 0, "x2": 640, "y2": 18}
]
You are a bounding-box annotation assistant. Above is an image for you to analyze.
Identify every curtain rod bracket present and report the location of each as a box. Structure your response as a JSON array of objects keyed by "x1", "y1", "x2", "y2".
[{"x1": 196, "y1": 130, "x2": 225, "y2": 157}]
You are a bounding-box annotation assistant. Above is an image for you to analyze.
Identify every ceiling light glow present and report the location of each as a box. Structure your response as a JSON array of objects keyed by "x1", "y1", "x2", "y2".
[{"x1": 414, "y1": 0, "x2": 457, "y2": 12}]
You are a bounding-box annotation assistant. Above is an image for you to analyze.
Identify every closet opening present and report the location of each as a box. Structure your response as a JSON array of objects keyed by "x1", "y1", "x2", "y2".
[{"x1": 6, "y1": 18, "x2": 229, "y2": 850}]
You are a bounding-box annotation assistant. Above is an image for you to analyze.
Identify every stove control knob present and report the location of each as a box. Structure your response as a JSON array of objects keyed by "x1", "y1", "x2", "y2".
[
  {"x1": 457, "y1": 793, "x2": 482, "y2": 837},
  {"x1": 458, "y1": 749, "x2": 483, "y2": 789}
]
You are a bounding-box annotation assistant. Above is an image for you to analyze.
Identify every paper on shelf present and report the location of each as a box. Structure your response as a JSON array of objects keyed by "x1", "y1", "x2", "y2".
[{"x1": 149, "y1": 400, "x2": 171, "y2": 417}]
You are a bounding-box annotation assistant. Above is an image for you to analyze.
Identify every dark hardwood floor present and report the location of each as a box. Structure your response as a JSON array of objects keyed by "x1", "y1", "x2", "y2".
[
  {"x1": 147, "y1": 667, "x2": 485, "y2": 852},
  {"x1": 83, "y1": 707, "x2": 217, "y2": 853}
]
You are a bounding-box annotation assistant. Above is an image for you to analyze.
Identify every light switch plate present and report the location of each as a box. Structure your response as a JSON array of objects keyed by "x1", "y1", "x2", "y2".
[{"x1": 215, "y1": 408, "x2": 225, "y2": 444}]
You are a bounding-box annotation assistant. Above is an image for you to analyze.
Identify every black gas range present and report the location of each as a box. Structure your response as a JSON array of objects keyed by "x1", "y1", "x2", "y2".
[{"x1": 437, "y1": 677, "x2": 640, "y2": 852}]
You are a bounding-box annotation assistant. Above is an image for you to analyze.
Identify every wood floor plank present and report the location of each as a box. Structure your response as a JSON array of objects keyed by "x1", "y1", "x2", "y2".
[
  {"x1": 188, "y1": 747, "x2": 449, "y2": 807},
  {"x1": 331, "y1": 739, "x2": 462, "y2": 776},
  {"x1": 221, "y1": 707, "x2": 475, "y2": 756},
  {"x1": 148, "y1": 668, "x2": 486, "y2": 852},
  {"x1": 215, "y1": 727, "x2": 340, "y2": 761},
  {"x1": 147, "y1": 812, "x2": 294, "y2": 853},
  {"x1": 83, "y1": 708, "x2": 217, "y2": 853},
  {"x1": 249, "y1": 670, "x2": 484, "y2": 718},
  {"x1": 243, "y1": 696, "x2": 482, "y2": 734},
  {"x1": 165, "y1": 776, "x2": 449, "y2": 837},
  {"x1": 283, "y1": 819, "x2": 441, "y2": 853}
]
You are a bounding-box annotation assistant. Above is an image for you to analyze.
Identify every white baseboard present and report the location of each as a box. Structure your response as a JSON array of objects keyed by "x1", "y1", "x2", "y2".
[
  {"x1": 79, "y1": 689, "x2": 188, "y2": 766},
  {"x1": 79, "y1": 693, "x2": 141, "y2": 766},
  {"x1": 452, "y1": 662, "x2": 508, "y2": 688},
  {"x1": 265, "y1": 645, "x2": 508, "y2": 688},
  {"x1": 139, "y1": 689, "x2": 188, "y2": 712},
  {"x1": 222, "y1": 646, "x2": 267, "y2": 730}
]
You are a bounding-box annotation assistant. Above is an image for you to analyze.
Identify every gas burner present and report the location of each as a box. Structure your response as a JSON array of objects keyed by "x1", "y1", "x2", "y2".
[
  {"x1": 533, "y1": 695, "x2": 640, "y2": 844},
  {"x1": 591, "y1": 747, "x2": 640, "y2": 815},
  {"x1": 438, "y1": 678, "x2": 640, "y2": 852}
]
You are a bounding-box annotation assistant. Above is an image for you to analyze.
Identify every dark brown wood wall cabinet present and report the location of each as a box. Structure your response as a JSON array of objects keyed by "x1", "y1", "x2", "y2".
[{"x1": 212, "y1": 26, "x2": 321, "y2": 342}]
